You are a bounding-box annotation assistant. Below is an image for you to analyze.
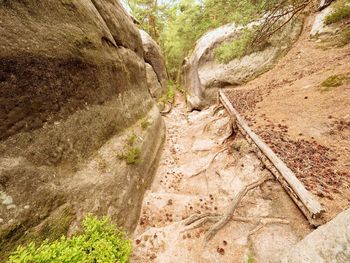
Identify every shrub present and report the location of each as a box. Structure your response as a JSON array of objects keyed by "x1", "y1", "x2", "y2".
[
  {"x1": 167, "y1": 83, "x2": 175, "y2": 102},
  {"x1": 125, "y1": 147, "x2": 141, "y2": 165},
  {"x1": 214, "y1": 29, "x2": 262, "y2": 64},
  {"x1": 337, "y1": 27, "x2": 350, "y2": 47},
  {"x1": 117, "y1": 147, "x2": 141, "y2": 165},
  {"x1": 325, "y1": 0, "x2": 350, "y2": 25},
  {"x1": 140, "y1": 118, "x2": 150, "y2": 130},
  {"x1": 321, "y1": 75, "x2": 344, "y2": 89},
  {"x1": 8, "y1": 216, "x2": 132, "y2": 263}
]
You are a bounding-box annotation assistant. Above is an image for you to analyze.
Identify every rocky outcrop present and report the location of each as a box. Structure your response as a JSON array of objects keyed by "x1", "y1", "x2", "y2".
[
  {"x1": 184, "y1": 18, "x2": 303, "y2": 110},
  {"x1": 140, "y1": 29, "x2": 168, "y2": 97},
  {"x1": 0, "y1": 0, "x2": 164, "y2": 260},
  {"x1": 145, "y1": 63, "x2": 163, "y2": 99},
  {"x1": 276, "y1": 208, "x2": 350, "y2": 262},
  {"x1": 310, "y1": 5, "x2": 337, "y2": 37},
  {"x1": 319, "y1": 0, "x2": 334, "y2": 11}
]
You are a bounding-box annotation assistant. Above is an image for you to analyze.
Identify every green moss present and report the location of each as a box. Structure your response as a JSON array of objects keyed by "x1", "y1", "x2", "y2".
[{"x1": 325, "y1": 0, "x2": 350, "y2": 25}]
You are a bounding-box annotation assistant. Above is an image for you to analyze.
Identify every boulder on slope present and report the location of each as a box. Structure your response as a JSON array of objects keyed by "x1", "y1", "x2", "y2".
[{"x1": 184, "y1": 18, "x2": 303, "y2": 110}]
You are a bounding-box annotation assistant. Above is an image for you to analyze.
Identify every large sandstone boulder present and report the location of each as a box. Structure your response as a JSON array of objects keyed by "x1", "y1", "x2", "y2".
[
  {"x1": 140, "y1": 29, "x2": 168, "y2": 96},
  {"x1": 276, "y1": 208, "x2": 350, "y2": 263},
  {"x1": 0, "y1": 0, "x2": 164, "y2": 259},
  {"x1": 184, "y1": 18, "x2": 303, "y2": 110}
]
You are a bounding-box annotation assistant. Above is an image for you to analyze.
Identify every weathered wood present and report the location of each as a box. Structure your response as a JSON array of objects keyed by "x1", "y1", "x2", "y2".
[{"x1": 219, "y1": 91, "x2": 325, "y2": 226}]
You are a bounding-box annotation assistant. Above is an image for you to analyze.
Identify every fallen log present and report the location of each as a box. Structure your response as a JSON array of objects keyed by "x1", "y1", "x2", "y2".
[{"x1": 219, "y1": 90, "x2": 325, "y2": 226}]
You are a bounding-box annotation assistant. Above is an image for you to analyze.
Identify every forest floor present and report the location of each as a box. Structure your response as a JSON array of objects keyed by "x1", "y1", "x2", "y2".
[
  {"x1": 225, "y1": 14, "x2": 350, "y2": 222},
  {"x1": 132, "y1": 94, "x2": 311, "y2": 263}
]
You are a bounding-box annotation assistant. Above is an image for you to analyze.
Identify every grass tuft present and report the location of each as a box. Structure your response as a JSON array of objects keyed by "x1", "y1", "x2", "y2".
[
  {"x1": 325, "y1": 0, "x2": 350, "y2": 25},
  {"x1": 320, "y1": 74, "x2": 350, "y2": 91},
  {"x1": 118, "y1": 133, "x2": 141, "y2": 165}
]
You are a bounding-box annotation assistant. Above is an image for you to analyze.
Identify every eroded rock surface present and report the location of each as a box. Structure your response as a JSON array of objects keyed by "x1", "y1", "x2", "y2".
[
  {"x1": 0, "y1": 0, "x2": 164, "y2": 259},
  {"x1": 140, "y1": 29, "x2": 168, "y2": 97},
  {"x1": 184, "y1": 18, "x2": 303, "y2": 110},
  {"x1": 277, "y1": 208, "x2": 350, "y2": 263},
  {"x1": 310, "y1": 5, "x2": 337, "y2": 38}
]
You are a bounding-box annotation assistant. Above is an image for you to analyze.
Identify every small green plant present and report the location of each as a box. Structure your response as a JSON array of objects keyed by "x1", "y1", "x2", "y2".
[
  {"x1": 166, "y1": 81, "x2": 175, "y2": 102},
  {"x1": 321, "y1": 74, "x2": 345, "y2": 90},
  {"x1": 247, "y1": 253, "x2": 256, "y2": 263},
  {"x1": 325, "y1": 0, "x2": 350, "y2": 25},
  {"x1": 118, "y1": 133, "x2": 142, "y2": 165},
  {"x1": 127, "y1": 134, "x2": 137, "y2": 146},
  {"x1": 158, "y1": 81, "x2": 176, "y2": 107},
  {"x1": 125, "y1": 147, "x2": 141, "y2": 164},
  {"x1": 8, "y1": 215, "x2": 132, "y2": 263},
  {"x1": 140, "y1": 118, "x2": 150, "y2": 130}
]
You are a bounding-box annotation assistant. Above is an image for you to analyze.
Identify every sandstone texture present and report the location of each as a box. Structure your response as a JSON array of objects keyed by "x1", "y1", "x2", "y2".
[
  {"x1": 276, "y1": 208, "x2": 350, "y2": 263},
  {"x1": 0, "y1": 0, "x2": 165, "y2": 259},
  {"x1": 140, "y1": 29, "x2": 168, "y2": 97}
]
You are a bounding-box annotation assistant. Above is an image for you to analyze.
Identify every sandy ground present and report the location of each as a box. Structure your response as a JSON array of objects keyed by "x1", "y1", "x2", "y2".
[
  {"x1": 226, "y1": 14, "x2": 350, "y2": 221},
  {"x1": 132, "y1": 96, "x2": 311, "y2": 263}
]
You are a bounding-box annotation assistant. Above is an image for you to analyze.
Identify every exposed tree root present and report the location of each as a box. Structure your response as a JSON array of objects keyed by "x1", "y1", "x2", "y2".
[
  {"x1": 190, "y1": 147, "x2": 229, "y2": 178},
  {"x1": 182, "y1": 174, "x2": 275, "y2": 243},
  {"x1": 161, "y1": 102, "x2": 173, "y2": 116},
  {"x1": 202, "y1": 117, "x2": 222, "y2": 133},
  {"x1": 246, "y1": 217, "x2": 290, "y2": 241},
  {"x1": 220, "y1": 124, "x2": 236, "y2": 145},
  {"x1": 204, "y1": 174, "x2": 273, "y2": 242},
  {"x1": 182, "y1": 213, "x2": 220, "y2": 232},
  {"x1": 212, "y1": 105, "x2": 224, "y2": 116}
]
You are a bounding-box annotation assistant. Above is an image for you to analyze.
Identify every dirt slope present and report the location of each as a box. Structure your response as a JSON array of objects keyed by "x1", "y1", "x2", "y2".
[{"x1": 226, "y1": 13, "x2": 350, "y2": 221}]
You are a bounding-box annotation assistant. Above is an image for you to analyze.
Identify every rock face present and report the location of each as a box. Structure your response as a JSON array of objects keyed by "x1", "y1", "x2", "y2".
[
  {"x1": 0, "y1": 0, "x2": 165, "y2": 259},
  {"x1": 319, "y1": 0, "x2": 334, "y2": 11},
  {"x1": 184, "y1": 19, "x2": 303, "y2": 110},
  {"x1": 310, "y1": 5, "x2": 337, "y2": 38},
  {"x1": 276, "y1": 208, "x2": 350, "y2": 263},
  {"x1": 145, "y1": 63, "x2": 163, "y2": 99},
  {"x1": 140, "y1": 29, "x2": 168, "y2": 97}
]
